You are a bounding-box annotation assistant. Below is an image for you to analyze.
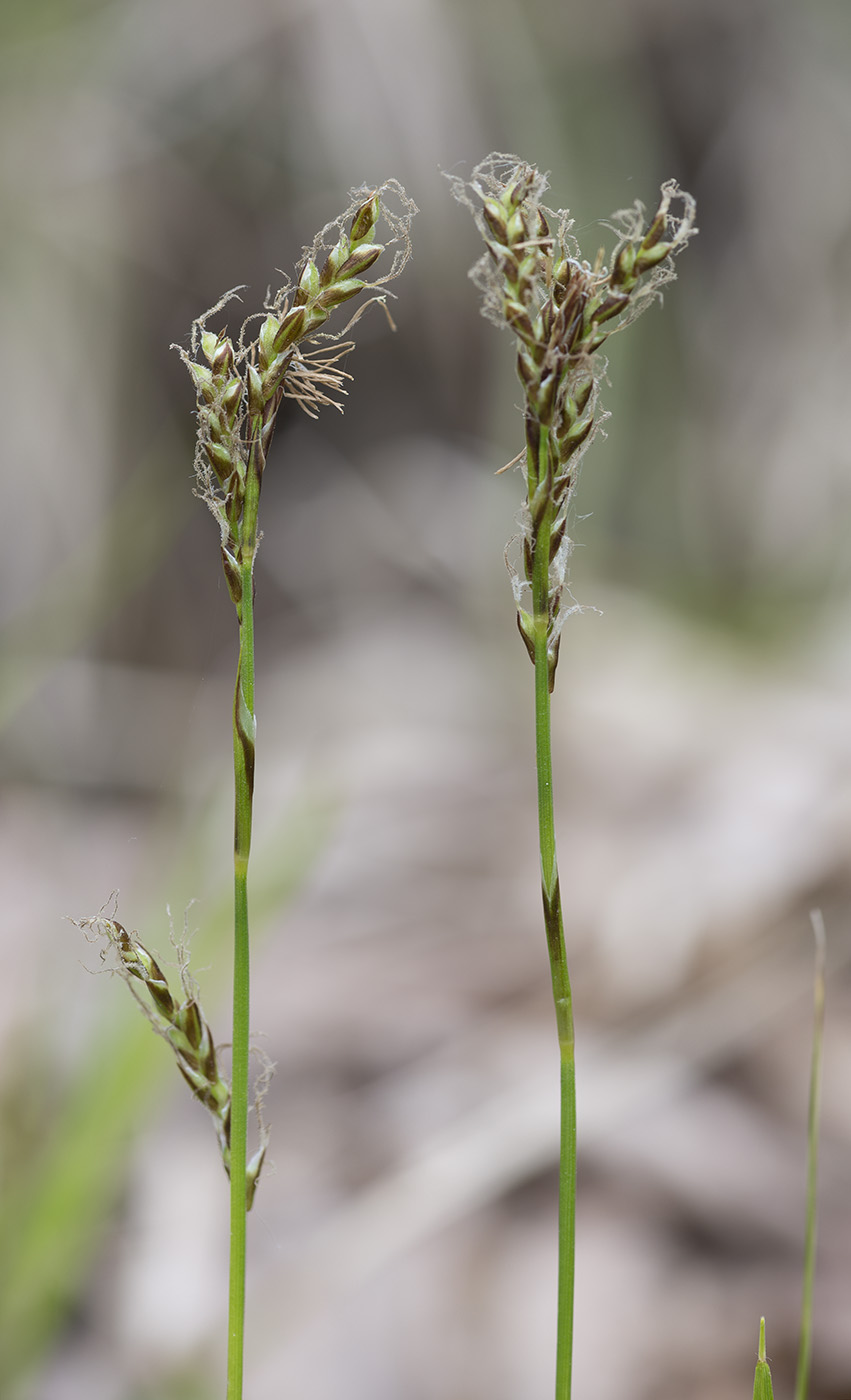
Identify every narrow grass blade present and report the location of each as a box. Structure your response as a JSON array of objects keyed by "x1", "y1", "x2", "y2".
[
  {"x1": 795, "y1": 910, "x2": 827, "y2": 1400},
  {"x1": 754, "y1": 1318, "x2": 776, "y2": 1400}
]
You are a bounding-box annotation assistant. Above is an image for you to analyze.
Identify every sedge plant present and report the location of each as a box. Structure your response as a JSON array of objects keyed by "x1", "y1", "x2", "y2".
[
  {"x1": 450, "y1": 152, "x2": 697, "y2": 1400},
  {"x1": 454, "y1": 153, "x2": 828, "y2": 1400},
  {"x1": 76, "y1": 180, "x2": 414, "y2": 1400}
]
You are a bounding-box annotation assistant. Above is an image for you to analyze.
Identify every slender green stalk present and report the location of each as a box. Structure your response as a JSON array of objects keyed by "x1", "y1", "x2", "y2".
[
  {"x1": 795, "y1": 911, "x2": 827, "y2": 1400},
  {"x1": 450, "y1": 153, "x2": 694, "y2": 1400},
  {"x1": 530, "y1": 430, "x2": 576, "y2": 1399},
  {"x1": 535, "y1": 650, "x2": 577, "y2": 1400},
  {"x1": 227, "y1": 554, "x2": 256, "y2": 1399}
]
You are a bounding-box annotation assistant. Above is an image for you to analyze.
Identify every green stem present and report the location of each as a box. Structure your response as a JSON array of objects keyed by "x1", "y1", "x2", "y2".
[
  {"x1": 226, "y1": 471, "x2": 259, "y2": 1400},
  {"x1": 795, "y1": 913, "x2": 826, "y2": 1400},
  {"x1": 530, "y1": 426, "x2": 576, "y2": 1400}
]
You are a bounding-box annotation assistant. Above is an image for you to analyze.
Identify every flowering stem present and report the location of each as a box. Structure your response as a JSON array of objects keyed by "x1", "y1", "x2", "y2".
[
  {"x1": 451, "y1": 152, "x2": 693, "y2": 1400},
  {"x1": 172, "y1": 184, "x2": 413, "y2": 1396}
]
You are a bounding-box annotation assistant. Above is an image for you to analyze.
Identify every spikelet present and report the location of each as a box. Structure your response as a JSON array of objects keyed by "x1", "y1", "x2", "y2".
[
  {"x1": 171, "y1": 182, "x2": 416, "y2": 605},
  {"x1": 449, "y1": 154, "x2": 695, "y2": 688},
  {"x1": 74, "y1": 908, "x2": 269, "y2": 1208}
]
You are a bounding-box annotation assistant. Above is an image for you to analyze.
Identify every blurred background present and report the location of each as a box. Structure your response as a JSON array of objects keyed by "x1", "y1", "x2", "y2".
[{"x1": 2, "y1": 0, "x2": 851, "y2": 1396}]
